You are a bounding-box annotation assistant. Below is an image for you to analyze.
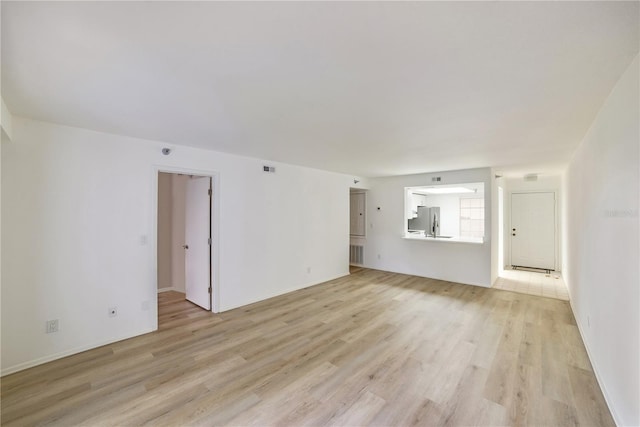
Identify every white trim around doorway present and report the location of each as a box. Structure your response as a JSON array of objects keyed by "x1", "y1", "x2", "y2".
[{"x1": 151, "y1": 165, "x2": 221, "y2": 319}]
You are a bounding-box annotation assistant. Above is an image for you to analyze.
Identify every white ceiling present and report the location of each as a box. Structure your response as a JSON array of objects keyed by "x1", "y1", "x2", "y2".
[{"x1": 2, "y1": 1, "x2": 638, "y2": 178}]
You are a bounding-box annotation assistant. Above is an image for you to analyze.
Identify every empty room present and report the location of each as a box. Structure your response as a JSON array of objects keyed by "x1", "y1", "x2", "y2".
[{"x1": 1, "y1": 1, "x2": 638, "y2": 426}]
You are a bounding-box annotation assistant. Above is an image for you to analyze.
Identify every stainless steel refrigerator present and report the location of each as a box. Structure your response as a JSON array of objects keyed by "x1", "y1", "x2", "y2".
[{"x1": 408, "y1": 206, "x2": 440, "y2": 236}]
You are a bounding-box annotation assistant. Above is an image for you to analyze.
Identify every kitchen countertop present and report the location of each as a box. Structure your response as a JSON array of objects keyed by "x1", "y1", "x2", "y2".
[{"x1": 402, "y1": 234, "x2": 484, "y2": 244}]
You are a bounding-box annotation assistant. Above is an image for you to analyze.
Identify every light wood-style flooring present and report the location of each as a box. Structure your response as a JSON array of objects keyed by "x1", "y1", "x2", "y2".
[{"x1": 1, "y1": 269, "x2": 613, "y2": 426}]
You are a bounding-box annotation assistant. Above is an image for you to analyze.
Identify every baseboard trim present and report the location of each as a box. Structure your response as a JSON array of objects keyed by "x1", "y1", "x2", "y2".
[
  {"x1": 1, "y1": 328, "x2": 155, "y2": 377},
  {"x1": 218, "y1": 271, "x2": 350, "y2": 312},
  {"x1": 158, "y1": 286, "x2": 183, "y2": 293},
  {"x1": 569, "y1": 299, "x2": 622, "y2": 426},
  {"x1": 360, "y1": 265, "x2": 491, "y2": 288}
]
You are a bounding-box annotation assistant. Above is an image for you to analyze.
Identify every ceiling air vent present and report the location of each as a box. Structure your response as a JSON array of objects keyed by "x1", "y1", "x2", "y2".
[{"x1": 263, "y1": 166, "x2": 276, "y2": 173}]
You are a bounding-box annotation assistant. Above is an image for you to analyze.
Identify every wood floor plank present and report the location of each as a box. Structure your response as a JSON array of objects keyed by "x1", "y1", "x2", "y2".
[
  {"x1": 0, "y1": 272, "x2": 614, "y2": 426},
  {"x1": 568, "y1": 365, "x2": 616, "y2": 427}
]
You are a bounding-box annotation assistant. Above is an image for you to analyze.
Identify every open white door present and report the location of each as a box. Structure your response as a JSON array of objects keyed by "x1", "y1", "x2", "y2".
[
  {"x1": 511, "y1": 192, "x2": 555, "y2": 271},
  {"x1": 185, "y1": 176, "x2": 211, "y2": 310}
]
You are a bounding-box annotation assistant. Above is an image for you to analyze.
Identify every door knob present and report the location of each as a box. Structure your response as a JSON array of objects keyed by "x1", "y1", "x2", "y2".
[{"x1": 183, "y1": 245, "x2": 189, "y2": 249}]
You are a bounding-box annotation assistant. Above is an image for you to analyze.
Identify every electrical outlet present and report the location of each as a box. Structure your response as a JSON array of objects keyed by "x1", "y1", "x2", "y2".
[
  {"x1": 377, "y1": 254, "x2": 381, "y2": 259},
  {"x1": 46, "y1": 319, "x2": 59, "y2": 333},
  {"x1": 108, "y1": 307, "x2": 118, "y2": 317},
  {"x1": 307, "y1": 267, "x2": 311, "y2": 274}
]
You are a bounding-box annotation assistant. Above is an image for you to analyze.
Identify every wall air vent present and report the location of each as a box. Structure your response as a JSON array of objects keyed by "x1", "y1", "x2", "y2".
[
  {"x1": 524, "y1": 173, "x2": 538, "y2": 182},
  {"x1": 263, "y1": 166, "x2": 276, "y2": 173}
]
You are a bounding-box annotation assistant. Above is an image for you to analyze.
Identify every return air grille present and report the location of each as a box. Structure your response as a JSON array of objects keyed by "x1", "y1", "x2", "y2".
[{"x1": 349, "y1": 245, "x2": 364, "y2": 265}]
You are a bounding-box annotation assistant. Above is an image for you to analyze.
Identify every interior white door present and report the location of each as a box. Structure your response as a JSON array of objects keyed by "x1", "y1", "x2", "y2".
[
  {"x1": 185, "y1": 176, "x2": 211, "y2": 310},
  {"x1": 350, "y1": 192, "x2": 365, "y2": 236},
  {"x1": 511, "y1": 192, "x2": 556, "y2": 270}
]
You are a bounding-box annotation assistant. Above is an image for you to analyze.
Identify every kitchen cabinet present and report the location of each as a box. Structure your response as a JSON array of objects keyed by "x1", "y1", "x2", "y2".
[{"x1": 408, "y1": 192, "x2": 428, "y2": 218}]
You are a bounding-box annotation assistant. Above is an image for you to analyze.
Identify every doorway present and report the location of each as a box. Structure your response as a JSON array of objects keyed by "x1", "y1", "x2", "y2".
[
  {"x1": 156, "y1": 169, "x2": 219, "y2": 315},
  {"x1": 494, "y1": 189, "x2": 567, "y2": 300},
  {"x1": 349, "y1": 189, "x2": 366, "y2": 269}
]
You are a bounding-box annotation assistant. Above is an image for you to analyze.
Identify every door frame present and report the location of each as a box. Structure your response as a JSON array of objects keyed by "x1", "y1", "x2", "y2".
[
  {"x1": 509, "y1": 190, "x2": 558, "y2": 271},
  {"x1": 498, "y1": 185, "x2": 504, "y2": 272},
  {"x1": 152, "y1": 165, "x2": 221, "y2": 316}
]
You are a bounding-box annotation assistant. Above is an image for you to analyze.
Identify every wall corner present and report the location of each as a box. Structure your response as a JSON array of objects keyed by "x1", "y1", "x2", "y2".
[{"x1": 1, "y1": 98, "x2": 14, "y2": 142}]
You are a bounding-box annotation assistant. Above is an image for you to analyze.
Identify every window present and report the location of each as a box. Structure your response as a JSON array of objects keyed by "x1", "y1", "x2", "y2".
[
  {"x1": 404, "y1": 182, "x2": 485, "y2": 241},
  {"x1": 460, "y1": 198, "x2": 484, "y2": 238}
]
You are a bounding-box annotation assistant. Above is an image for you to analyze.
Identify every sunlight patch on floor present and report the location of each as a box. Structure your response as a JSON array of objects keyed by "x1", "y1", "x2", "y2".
[{"x1": 494, "y1": 267, "x2": 569, "y2": 301}]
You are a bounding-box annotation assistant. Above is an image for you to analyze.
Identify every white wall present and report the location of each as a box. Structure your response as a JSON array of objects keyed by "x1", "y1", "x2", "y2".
[
  {"x1": 157, "y1": 172, "x2": 188, "y2": 293},
  {"x1": 503, "y1": 175, "x2": 562, "y2": 271},
  {"x1": 1, "y1": 117, "x2": 359, "y2": 374},
  {"x1": 563, "y1": 55, "x2": 639, "y2": 426},
  {"x1": 0, "y1": 101, "x2": 7, "y2": 373},
  {"x1": 491, "y1": 172, "x2": 505, "y2": 284},
  {"x1": 362, "y1": 168, "x2": 493, "y2": 287},
  {"x1": 170, "y1": 174, "x2": 187, "y2": 293},
  {"x1": 157, "y1": 172, "x2": 173, "y2": 290}
]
